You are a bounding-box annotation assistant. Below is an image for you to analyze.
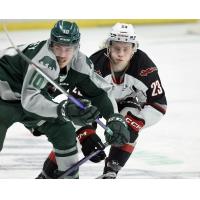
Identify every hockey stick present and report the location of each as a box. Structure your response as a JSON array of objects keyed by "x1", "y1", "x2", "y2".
[
  {"x1": 58, "y1": 142, "x2": 109, "y2": 178},
  {"x1": 2, "y1": 24, "x2": 113, "y2": 136}
]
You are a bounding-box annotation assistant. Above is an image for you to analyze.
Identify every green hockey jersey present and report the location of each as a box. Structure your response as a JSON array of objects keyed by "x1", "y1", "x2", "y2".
[{"x1": 0, "y1": 40, "x2": 117, "y2": 121}]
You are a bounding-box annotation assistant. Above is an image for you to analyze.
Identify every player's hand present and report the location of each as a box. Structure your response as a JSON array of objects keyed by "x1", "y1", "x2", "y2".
[
  {"x1": 104, "y1": 113, "x2": 130, "y2": 145},
  {"x1": 57, "y1": 99, "x2": 100, "y2": 126},
  {"x1": 77, "y1": 125, "x2": 106, "y2": 163}
]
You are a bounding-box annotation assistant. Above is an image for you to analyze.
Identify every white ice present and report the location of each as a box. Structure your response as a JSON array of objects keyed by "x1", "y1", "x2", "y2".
[{"x1": 0, "y1": 23, "x2": 200, "y2": 179}]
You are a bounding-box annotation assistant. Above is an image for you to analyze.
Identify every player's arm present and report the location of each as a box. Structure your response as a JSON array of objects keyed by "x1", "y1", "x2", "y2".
[
  {"x1": 139, "y1": 52, "x2": 167, "y2": 127},
  {"x1": 122, "y1": 52, "x2": 167, "y2": 129}
]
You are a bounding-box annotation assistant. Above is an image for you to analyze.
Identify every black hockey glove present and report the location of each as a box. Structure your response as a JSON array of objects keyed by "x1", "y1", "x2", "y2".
[
  {"x1": 57, "y1": 99, "x2": 100, "y2": 126},
  {"x1": 117, "y1": 97, "x2": 141, "y2": 112},
  {"x1": 105, "y1": 113, "x2": 130, "y2": 145},
  {"x1": 76, "y1": 125, "x2": 106, "y2": 163},
  {"x1": 125, "y1": 111, "x2": 145, "y2": 143}
]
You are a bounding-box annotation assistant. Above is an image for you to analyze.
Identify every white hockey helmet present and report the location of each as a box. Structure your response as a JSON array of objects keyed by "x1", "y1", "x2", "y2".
[{"x1": 107, "y1": 23, "x2": 138, "y2": 52}]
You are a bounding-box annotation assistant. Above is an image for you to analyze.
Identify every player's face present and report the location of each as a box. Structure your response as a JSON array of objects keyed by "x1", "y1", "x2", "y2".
[
  {"x1": 110, "y1": 41, "x2": 134, "y2": 71},
  {"x1": 52, "y1": 44, "x2": 76, "y2": 69}
]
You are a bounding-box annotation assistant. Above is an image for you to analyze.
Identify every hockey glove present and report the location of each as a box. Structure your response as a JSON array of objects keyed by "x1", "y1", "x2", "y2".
[
  {"x1": 57, "y1": 99, "x2": 100, "y2": 126},
  {"x1": 105, "y1": 113, "x2": 130, "y2": 145},
  {"x1": 76, "y1": 125, "x2": 106, "y2": 163},
  {"x1": 117, "y1": 97, "x2": 141, "y2": 112},
  {"x1": 125, "y1": 111, "x2": 145, "y2": 143}
]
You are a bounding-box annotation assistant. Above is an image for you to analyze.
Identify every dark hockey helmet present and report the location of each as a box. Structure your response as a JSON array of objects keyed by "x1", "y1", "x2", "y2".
[{"x1": 50, "y1": 20, "x2": 80, "y2": 46}]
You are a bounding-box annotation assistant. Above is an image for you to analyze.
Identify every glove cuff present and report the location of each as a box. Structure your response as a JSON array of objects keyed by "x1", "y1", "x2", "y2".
[
  {"x1": 125, "y1": 111, "x2": 145, "y2": 133},
  {"x1": 76, "y1": 125, "x2": 96, "y2": 144}
]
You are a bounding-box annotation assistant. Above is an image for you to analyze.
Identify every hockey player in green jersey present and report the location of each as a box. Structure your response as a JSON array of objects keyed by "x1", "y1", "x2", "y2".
[{"x1": 0, "y1": 20, "x2": 131, "y2": 178}]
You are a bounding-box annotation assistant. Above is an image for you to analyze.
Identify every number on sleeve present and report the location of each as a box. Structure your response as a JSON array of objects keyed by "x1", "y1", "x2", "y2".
[{"x1": 151, "y1": 80, "x2": 163, "y2": 96}]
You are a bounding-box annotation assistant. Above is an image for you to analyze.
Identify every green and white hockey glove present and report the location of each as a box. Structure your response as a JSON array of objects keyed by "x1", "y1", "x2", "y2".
[
  {"x1": 104, "y1": 113, "x2": 130, "y2": 145},
  {"x1": 57, "y1": 99, "x2": 100, "y2": 126}
]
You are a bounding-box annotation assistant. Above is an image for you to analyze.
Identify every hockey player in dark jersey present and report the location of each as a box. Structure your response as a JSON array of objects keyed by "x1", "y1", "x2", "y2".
[
  {"x1": 37, "y1": 22, "x2": 167, "y2": 179},
  {"x1": 0, "y1": 20, "x2": 131, "y2": 178},
  {"x1": 90, "y1": 23, "x2": 167, "y2": 178}
]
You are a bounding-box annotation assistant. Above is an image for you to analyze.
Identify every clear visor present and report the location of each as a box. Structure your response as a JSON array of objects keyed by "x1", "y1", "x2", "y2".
[
  {"x1": 52, "y1": 40, "x2": 79, "y2": 48},
  {"x1": 107, "y1": 39, "x2": 138, "y2": 53}
]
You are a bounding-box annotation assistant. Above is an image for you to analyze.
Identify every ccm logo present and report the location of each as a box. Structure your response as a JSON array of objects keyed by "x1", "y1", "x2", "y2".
[{"x1": 126, "y1": 117, "x2": 143, "y2": 130}]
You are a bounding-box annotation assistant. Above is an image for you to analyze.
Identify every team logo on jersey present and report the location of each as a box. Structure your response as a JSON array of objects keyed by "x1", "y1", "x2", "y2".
[
  {"x1": 39, "y1": 56, "x2": 57, "y2": 71},
  {"x1": 140, "y1": 67, "x2": 157, "y2": 76}
]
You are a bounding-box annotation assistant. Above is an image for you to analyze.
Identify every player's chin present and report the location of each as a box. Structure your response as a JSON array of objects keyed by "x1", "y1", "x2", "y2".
[
  {"x1": 58, "y1": 60, "x2": 68, "y2": 68},
  {"x1": 115, "y1": 60, "x2": 126, "y2": 66}
]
